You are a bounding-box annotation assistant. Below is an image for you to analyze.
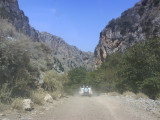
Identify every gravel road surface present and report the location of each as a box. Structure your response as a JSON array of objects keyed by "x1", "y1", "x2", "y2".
[
  {"x1": 35, "y1": 95, "x2": 159, "y2": 120},
  {"x1": 1, "y1": 95, "x2": 159, "y2": 120}
]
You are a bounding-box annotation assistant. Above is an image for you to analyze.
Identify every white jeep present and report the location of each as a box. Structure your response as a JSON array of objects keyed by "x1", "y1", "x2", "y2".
[{"x1": 79, "y1": 86, "x2": 93, "y2": 96}]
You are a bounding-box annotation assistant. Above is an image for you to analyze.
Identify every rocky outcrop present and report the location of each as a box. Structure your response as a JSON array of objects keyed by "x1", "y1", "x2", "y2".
[
  {"x1": 95, "y1": 0, "x2": 160, "y2": 66},
  {"x1": 0, "y1": 0, "x2": 95, "y2": 71},
  {"x1": 38, "y1": 32, "x2": 95, "y2": 72},
  {"x1": 0, "y1": 0, "x2": 39, "y2": 41}
]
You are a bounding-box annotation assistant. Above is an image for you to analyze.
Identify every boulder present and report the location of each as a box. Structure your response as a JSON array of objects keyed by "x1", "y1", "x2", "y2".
[
  {"x1": 22, "y1": 99, "x2": 34, "y2": 111},
  {"x1": 44, "y1": 94, "x2": 53, "y2": 103}
]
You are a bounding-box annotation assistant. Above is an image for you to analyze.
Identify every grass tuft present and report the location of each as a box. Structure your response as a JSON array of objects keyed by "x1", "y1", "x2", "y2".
[
  {"x1": 30, "y1": 90, "x2": 45, "y2": 105},
  {"x1": 11, "y1": 98, "x2": 23, "y2": 110},
  {"x1": 135, "y1": 92, "x2": 149, "y2": 99}
]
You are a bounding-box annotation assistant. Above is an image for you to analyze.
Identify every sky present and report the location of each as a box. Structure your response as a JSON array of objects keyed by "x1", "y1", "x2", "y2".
[{"x1": 18, "y1": 0, "x2": 140, "y2": 52}]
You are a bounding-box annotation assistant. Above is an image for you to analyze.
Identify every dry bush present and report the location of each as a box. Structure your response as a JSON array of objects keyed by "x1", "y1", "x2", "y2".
[
  {"x1": 0, "y1": 19, "x2": 16, "y2": 37},
  {"x1": 0, "y1": 83, "x2": 12, "y2": 104},
  {"x1": 107, "y1": 92, "x2": 121, "y2": 96},
  {"x1": 0, "y1": 102, "x2": 5, "y2": 111},
  {"x1": 155, "y1": 94, "x2": 160, "y2": 100},
  {"x1": 0, "y1": 102, "x2": 9, "y2": 112},
  {"x1": 135, "y1": 92, "x2": 149, "y2": 99},
  {"x1": 0, "y1": 19, "x2": 31, "y2": 41},
  {"x1": 30, "y1": 90, "x2": 46, "y2": 105},
  {"x1": 42, "y1": 71, "x2": 66, "y2": 99},
  {"x1": 43, "y1": 71, "x2": 64, "y2": 92},
  {"x1": 11, "y1": 98, "x2": 23, "y2": 110},
  {"x1": 123, "y1": 91, "x2": 136, "y2": 98}
]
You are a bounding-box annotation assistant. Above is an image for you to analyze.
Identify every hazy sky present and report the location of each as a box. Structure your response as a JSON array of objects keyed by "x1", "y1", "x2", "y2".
[{"x1": 18, "y1": 0, "x2": 140, "y2": 52}]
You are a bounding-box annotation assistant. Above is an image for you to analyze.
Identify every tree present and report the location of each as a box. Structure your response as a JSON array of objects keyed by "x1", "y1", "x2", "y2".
[
  {"x1": 68, "y1": 67, "x2": 87, "y2": 85},
  {"x1": 65, "y1": 67, "x2": 87, "y2": 94}
]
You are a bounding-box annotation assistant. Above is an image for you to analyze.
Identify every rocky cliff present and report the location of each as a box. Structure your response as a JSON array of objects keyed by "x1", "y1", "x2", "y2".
[
  {"x1": 38, "y1": 32, "x2": 95, "y2": 72},
  {"x1": 0, "y1": 0, "x2": 95, "y2": 72},
  {"x1": 0, "y1": 0, "x2": 39, "y2": 41},
  {"x1": 95, "y1": 0, "x2": 160, "y2": 65}
]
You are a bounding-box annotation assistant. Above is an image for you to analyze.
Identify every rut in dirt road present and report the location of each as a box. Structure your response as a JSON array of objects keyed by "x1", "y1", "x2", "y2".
[{"x1": 35, "y1": 95, "x2": 158, "y2": 120}]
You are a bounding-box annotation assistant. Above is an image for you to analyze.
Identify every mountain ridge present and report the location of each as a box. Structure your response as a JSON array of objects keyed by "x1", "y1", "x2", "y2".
[{"x1": 38, "y1": 32, "x2": 95, "y2": 72}]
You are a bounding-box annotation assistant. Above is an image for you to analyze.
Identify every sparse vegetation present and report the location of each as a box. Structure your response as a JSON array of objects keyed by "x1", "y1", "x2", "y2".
[
  {"x1": 0, "y1": 102, "x2": 9, "y2": 112},
  {"x1": 135, "y1": 93, "x2": 149, "y2": 99},
  {"x1": 42, "y1": 71, "x2": 66, "y2": 97},
  {"x1": 123, "y1": 91, "x2": 136, "y2": 98},
  {"x1": 0, "y1": 19, "x2": 67, "y2": 110},
  {"x1": 30, "y1": 90, "x2": 45, "y2": 105}
]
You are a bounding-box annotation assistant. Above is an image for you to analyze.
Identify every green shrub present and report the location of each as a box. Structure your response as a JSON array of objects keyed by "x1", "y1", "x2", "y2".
[
  {"x1": 141, "y1": 76, "x2": 160, "y2": 99},
  {"x1": 65, "y1": 67, "x2": 87, "y2": 94},
  {"x1": 117, "y1": 39, "x2": 160, "y2": 98},
  {"x1": 75, "y1": 39, "x2": 160, "y2": 100},
  {"x1": 84, "y1": 53, "x2": 121, "y2": 93}
]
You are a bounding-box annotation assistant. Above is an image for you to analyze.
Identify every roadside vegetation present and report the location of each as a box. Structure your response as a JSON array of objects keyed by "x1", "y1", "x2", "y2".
[
  {"x1": 66, "y1": 38, "x2": 160, "y2": 100},
  {"x1": 1, "y1": 17, "x2": 160, "y2": 112},
  {"x1": 64, "y1": 67, "x2": 87, "y2": 95},
  {"x1": 0, "y1": 19, "x2": 68, "y2": 111}
]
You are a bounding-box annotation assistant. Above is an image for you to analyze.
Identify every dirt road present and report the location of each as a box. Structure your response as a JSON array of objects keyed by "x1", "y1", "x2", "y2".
[
  {"x1": 34, "y1": 95, "x2": 158, "y2": 120},
  {"x1": 2, "y1": 95, "x2": 159, "y2": 120}
]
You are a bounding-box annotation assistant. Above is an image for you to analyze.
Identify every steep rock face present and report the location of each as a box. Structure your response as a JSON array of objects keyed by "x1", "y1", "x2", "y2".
[
  {"x1": 38, "y1": 32, "x2": 95, "y2": 72},
  {"x1": 0, "y1": 0, "x2": 95, "y2": 72},
  {"x1": 95, "y1": 0, "x2": 160, "y2": 65},
  {"x1": 0, "y1": 0, "x2": 38, "y2": 41}
]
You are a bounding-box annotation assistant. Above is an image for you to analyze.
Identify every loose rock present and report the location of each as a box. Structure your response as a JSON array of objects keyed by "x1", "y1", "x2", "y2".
[
  {"x1": 44, "y1": 94, "x2": 53, "y2": 103},
  {"x1": 23, "y1": 99, "x2": 34, "y2": 111}
]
